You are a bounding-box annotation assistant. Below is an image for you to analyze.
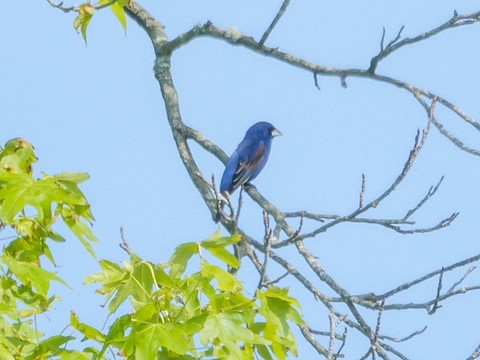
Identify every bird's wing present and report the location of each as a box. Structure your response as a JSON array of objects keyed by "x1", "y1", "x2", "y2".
[{"x1": 231, "y1": 141, "x2": 266, "y2": 192}]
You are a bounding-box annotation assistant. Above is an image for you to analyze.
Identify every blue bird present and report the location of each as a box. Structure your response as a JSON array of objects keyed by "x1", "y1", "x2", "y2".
[{"x1": 220, "y1": 121, "x2": 282, "y2": 196}]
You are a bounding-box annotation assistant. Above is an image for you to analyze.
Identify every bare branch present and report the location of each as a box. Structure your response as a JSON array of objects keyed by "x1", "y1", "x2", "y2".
[
  {"x1": 385, "y1": 26, "x2": 405, "y2": 49},
  {"x1": 46, "y1": 0, "x2": 118, "y2": 12},
  {"x1": 448, "y1": 266, "x2": 476, "y2": 293},
  {"x1": 257, "y1": 210, "x2": 272, "y2": 289},
  {"x1": 383, "y1": 285, "x2": 480, "y2": 311},
  {"x1": 377, "y1": 252, "x2": 480, "y2": 301},
  {"x1": 119, "y1": 226, "x2": 133, "y2": 255},
  {"x1": 379, "y1": 326, "x2": 427, "y2": 343},
  {"x1": 368, "y1": 300, "x2": 387, "y2": 360},
  {"x1": 295, "y1": 240, "x2": 376, "y2": 340},
  {"x1": 46, "y1": 0, "x2": 76, "y2": 12},
  {"x1": 412, "y1": 91, "x2": 480, "y2": 155},
  {"x1": 379, "y1": 342, "x2": 410, "y2": 360},
  {"x1": 299, "y1": 325, "x2": 330, "y2": 357},
  {"x1": 276, "y1": 107, "x2": 435, "y2": 246},
  {"x1": 404, "y1": 176, "x2": 444, "y2": 219},
  {"x1": 309, "y1": 326, "x2": 344, "y2": 341},
  {"x1": 236, "y1": 187, "x2": 244, "y2": 228},
  {"x1": 313, "y1": 72, "x2": 321, "y2": 91},
  {"x1": 327, "y1": 312, "x2": 347, "y2": 360},
  {"x1": 328, "y1": 311, "x2": 337, "y2": 360},
  {"x1": 370, "y1": 25, "x2": 405, "y2": 73},
  {"x1": 169, "y1": 20, "x2": 480, "y2": 156},
  {"x1": 359, "y1": 173, "x2": 366, "y2": 209},
  {"x1": 120, "y1": 3, "x2": 480, "y2": 358},
  {"x1": 379, "y1": 27, "x2": 386, "y2": 52},
  {"x1": 259, "y1": 0, "x2": 291, "y2": 46},
  {"x1": 264, "y1": 270, "x2": 290, "y2": 286},
  {"x1": 336, "y1": 328, "x2": 348, "y2": 360},
  {"x1": 369, "y1": 10, "x2": 480, "y2": 73},
  {"x1": 467, "y1": 344, "x2": 480, "y2": 360},
  {"x1": 382, "y1": 212, "x2": 459, "y2": 235},
  {"x1": 428, "y1": 268, "x2": 444, "y2": 315}
]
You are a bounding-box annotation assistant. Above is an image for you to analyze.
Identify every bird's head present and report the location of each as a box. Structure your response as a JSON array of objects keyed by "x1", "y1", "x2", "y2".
[{"x1": 246, "y1": 121, "x2": 282, "y2": 140}]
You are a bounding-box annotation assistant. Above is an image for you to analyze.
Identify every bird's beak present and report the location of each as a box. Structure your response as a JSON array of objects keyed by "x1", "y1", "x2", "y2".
[{"x1": 271, "y1": 128, "x2": 282, "y2": 137}]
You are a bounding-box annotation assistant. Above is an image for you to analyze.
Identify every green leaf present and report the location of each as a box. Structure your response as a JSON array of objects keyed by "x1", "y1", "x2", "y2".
[
  {"x1": 200, "y1": 312, "x2": 270, "y2": 359},
  {"x1": 201, "y1": 263, "x2": 242, "y2": 292},
  {"x1": 0, "y1": 172, "x2": 88, "y2": 224},
  {"x1": 201, "y1": 231, "x2": 241, "y2": 248},
  {"x1": 1, "y1": 256, "x2": 69, "y2": 297},
  {"x1": 97, "y1": 313, "x2": 131, "y2": 357},
  {"x1": 124, "y1": 322, "x2": 190, "y2": 358},
  {"x1": 54, "y1": 172, "x2": 90, "y2": 184},
  {"x1": 70, "y1": 311, "x2": 106, "y2": 342},
  {"x1": 89, "y1": 259, "x2": 159, "y2": 314},
  {"x1": 0, "y1": 138, "x2": 37, "y2": 174},
  {"x1": 98, "y1": 0, "x2": 128, "y2": 33},
  {"x1": 110, "y1": 1, "x2": 127, "y2": 33},
  {"x1": 206, "y1": 247, "x2": 240, "y2": 269},
  {"x1": 168, "y1": 242, "x2": 198, "y2": 278},
  {"x1": 201, "y1": 232, "x2": 241, "y2": 269},
  {"x1": 74, "y1": 4, "x2": 95, "y2": 44},
  {"x1": 63, "y1": 210, "x2": 99, "y2": 258},
  {"x1": 153, "y1": 266, "x2": 176, "y2": 288},
  {"x1": 84, "y1": 260, "x2": 123, "y2": 286},
  {"x1": 257, "y1": 287, "x2": 303, "y2": 358},
  {"x1": 29, "y1": 335, "x2": 75, "y2": 359},
  {"x1": 263, "y1": 286, "x2": 302, "y2": 309}
]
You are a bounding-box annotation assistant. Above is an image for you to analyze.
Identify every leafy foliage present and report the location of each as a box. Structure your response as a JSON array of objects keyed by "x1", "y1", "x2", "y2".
[
  {"x1": 74, "y1": 0, "x2": 129, "y2": 44},
  {"x1": 0, "y1": 138, "x2": 303, "y2": 359},
  {"x1": 80, "y1": 230, "x2": 303, "y2": 359},
  {"x1": 0, "y1": 138, "x2": 97, "y2": 358}
]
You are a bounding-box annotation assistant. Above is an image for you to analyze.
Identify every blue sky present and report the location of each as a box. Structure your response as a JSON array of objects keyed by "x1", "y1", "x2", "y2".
[{"x1": 2, "y1": 1, "x2": 480, "y2": 358}]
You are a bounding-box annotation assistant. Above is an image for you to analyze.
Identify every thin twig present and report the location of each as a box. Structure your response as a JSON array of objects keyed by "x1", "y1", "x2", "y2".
[
  {"x1": 369, "y1": 9, "x2": 480, "y2": 72},
  {"x1": 428, "y1": 267, "x2": 444, "y2": 314},
  {"x1": 379, "y1": 326, "x2": 427, "y2": 343},
  {"x1": 382, "y1": 285, "x2": 480, "y2": 311},
  {"x1": 313, "y1": 72, "x2": 321, "y2": 91},
  {"x1": 258, "y1": 210, "x2": 272, "y2": 289},
  {"x1": 259, "y1": 0, "x2": 291, "y2": 46},
  {"x1": 404, "y1": 176, "x2": 444, "y2": 219},
  {"x1": 335, "y1": 328, "x2": 348, "y2": 359},
  {"x1": 377, "y1": 252, "x2": 480, "y2": 300},
  {"x1": 265, "y1": 270, "x2": 290, "y2": 286},
  {"x1": 235, "y1": 187, "x2": 244, "y2": 230},
  {"x1": 46, "y1": 0, "x2": 118, "y2": 12},
  {"x1": 328, "y1": 310, "x2": 336, "y2": 359},
  {"x1": 359, "y1": 174, "x2": 366, "y2": 209},
  {"x1": 277, "y1": 106, "x2": 435, "y2": 246},
  {"x1": 169, "y1": 21, "x2": 480, "y2": 155},
  {"x1": 119, "y1": 226, "x2": 133, "y2": 255},
  {"x1": 46, "y1": 0, "x2": 76, "y2": 12},
  {"x1": 298, "y1": 325, "x2": 330, "y2": 357},
  {"x1": 447, "y1": 266, "x2": 476, "y2": 293},
  {"x1": 370, "y1": 299, "x2": 386, "y2": 359}
]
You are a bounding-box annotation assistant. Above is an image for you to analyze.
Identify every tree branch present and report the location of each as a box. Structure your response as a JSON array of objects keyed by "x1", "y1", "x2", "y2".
[
  {"x1": 120, "y1": 3, "x2": 480, "y2": 358},
  {"x1": 368, "y1": 11, "x2": 480, "y2": 73},
  {"x1": 259, "y1": 0, "x2": 291, "y2": 46}
]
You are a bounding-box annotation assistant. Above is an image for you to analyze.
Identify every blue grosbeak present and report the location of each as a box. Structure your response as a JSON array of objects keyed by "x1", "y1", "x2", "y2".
[{"x1": 220, "y1": 121, "x2": 282, "y2": 195}]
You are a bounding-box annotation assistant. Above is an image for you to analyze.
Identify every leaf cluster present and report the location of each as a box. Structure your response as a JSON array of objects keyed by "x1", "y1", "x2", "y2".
[
  {"x1": 0, "y1": 138, "x2": 97, "y2": 359},
  {"x1": 77, "y1": 230, "x2": 304, "y2": 359},
  {"x1": 74, "y1": 0, "x2": 128, "y2": 43},
  {"x1": 0, "y1": 138, "x2": 303, "y2": 359}
]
